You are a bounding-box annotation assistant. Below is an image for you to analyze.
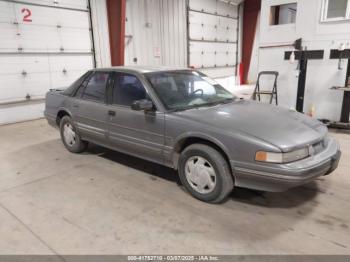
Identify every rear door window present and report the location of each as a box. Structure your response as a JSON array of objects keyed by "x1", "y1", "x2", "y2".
[{"x1": 81, "y1": 72, "x2": 110, "y2": 103}]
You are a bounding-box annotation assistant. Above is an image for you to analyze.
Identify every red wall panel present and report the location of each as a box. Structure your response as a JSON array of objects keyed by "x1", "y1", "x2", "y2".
[
  {"x1": 242, "y1": 0, "x2": 261, "y2": 84},
  {"x1": 106, "y1": 0, "x2": 126, "y2": 66}
]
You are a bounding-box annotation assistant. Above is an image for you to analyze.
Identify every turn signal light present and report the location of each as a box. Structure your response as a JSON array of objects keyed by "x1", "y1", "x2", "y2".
[
  {"x1": 255, "y1": 147, "x2": 309, "y2": 164},
  {"x1": 255, "y1": 151, "x2": 267, "y2": 162}
]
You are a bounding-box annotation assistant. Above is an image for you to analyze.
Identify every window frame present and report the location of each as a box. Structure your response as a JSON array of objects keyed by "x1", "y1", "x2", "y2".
[
  {"x1": 77, "y1": 71, "x2": 112, "y2": 104},
  {"x1": 269, "y1": 2, "x2": 298, "y2": 27},
  {"x1": 321, "y1": 0, "x2": 350, "y2": 22}
]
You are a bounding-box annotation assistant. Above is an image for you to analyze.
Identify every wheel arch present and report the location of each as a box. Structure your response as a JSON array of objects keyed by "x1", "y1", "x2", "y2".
[
  {"x1": 56, "y1": 109, "x2": 72, "y2": 126},
  {"x1": 172, "y1": 133, "x2": 232, "y2": 172}
]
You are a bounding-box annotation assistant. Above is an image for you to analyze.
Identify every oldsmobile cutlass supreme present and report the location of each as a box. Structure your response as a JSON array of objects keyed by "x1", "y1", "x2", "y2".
[{"x1": 45, "y1": 67, "x2": 341, "y2": 203}]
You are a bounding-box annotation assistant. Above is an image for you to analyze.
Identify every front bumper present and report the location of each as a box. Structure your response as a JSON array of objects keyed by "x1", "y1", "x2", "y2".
[{"x1": 231, "y1": 137, "x2": 341, "y2": 192}]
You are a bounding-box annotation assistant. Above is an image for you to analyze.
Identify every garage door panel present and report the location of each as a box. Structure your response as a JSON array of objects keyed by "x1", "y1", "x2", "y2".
[
  {"x1": 13, "y1": 4, "x2": 61, "y2": 26},
  {"x1": 216, "y1": 52, "x2": 230, "y2": 67},
  {"x1": 189, "y1": 12, "x2": 218, "y2": 40},
  {"x1": 216, "y1": 1, "x2": 238, "y2": 18},
  {"x1": 200, "y1": 67, "x2": 236, "y2": 79},
  {"x1": 217, "y1": 17, "x2": 237, "y2": 42},
  {"x1": 0, "y1": 2, "x2": 15, "y2": 23},
  {"x1": 0, "y1": 54, "x2": 93, "y2": 103},
  {"x1": 0, "y1": 0, "x2": 94, "y2": 124},
  {"x1": 49, "y1": 55, "x2": 93, "y2": 69},
  {"x1": 188, "y1": 23, "x2": 203, "y2": 41},
  {"x1": 189, "y1": 11, "x2": 216, "y2": 26},
  {"x1": 189, "y1": 52, "x2": 202, "y2": 68},
  {"x1": 189, "y1": 41, "x2": 202, "y2": 52},
  {"x1": 0, "y1": 55, "x2": 51, "y2": 74},
  {"x1": 188, "y1": 0, "x2": 239, "y2": 77},
  {"x1": 191, "y1": 41, "x2": 235, "y2": 53},
  {"x1": 12, "y1": 0, "x2": 88, "y2": 11},
  {"x1": 217, "y1": 51, "x2": 236, "y2": 66},
  {"x1": 189, "y1": 41, "x2": 237, "y2": 69},
  {"x1": 228, "y1": 50, "x2": 236, "y2": 63},
  {"x1": 189, "y1": 0, "x2": 216, "y2": 13},
  {"x1": 0, "y1": 73, "x2": 51, "y2": 102},
  {"x1": 202, "y1": 52, "x2": 215, "y2": 68},
  {"x1": 9, "y1": 25, "x2": 60, "y2": 52},
  {"x1": 0, "y1": 24, "x2": 21, "y2": 51},
  {"x1": 25, "y1": 73, "x2": 51, "y2": 98},
  {"x1": 216, "y1": 26, "x2": 235, "y2": 42},
  {"x1": 0, "y1": 25, "x2": 91, "y2": 53},
  {"x1": 190, "y1": 0, "x2": 238, "y2": 18},
  {"x1": 60, "y1": 28, "x2": 92, "y2": 52},
  {"x1": 189, "y1": 11, "x2": 237, "y2": 42},
  {"x1": 0, "y1": 1, "x2": 92, "y2": 53},
  {"x1": 0, "y1": 3, "x2": 90, "y2": 28},
  {"x1": 49, "y1": 69, "x2": 87, "y2": 89},
  {"x1": 190, "y1": 24, "x2": 217, "y2": 41},
  {"x1": 48, "y1": 55, "x2": 93, "y2": 72},
  {"x1": 45, "y1": 55, "x2": 92, "y2": 88},
  {"x1": 54, "y1": 9, "x2": 90, "y2": 28},
  {"x1": 0, "y1": 76, "x2": 27, "y2": 102}
]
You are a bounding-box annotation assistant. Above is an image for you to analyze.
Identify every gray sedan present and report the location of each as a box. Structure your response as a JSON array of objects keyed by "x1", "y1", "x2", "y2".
[{"x1": 45, "y1": 66, "x2": 341, "y2": 203}]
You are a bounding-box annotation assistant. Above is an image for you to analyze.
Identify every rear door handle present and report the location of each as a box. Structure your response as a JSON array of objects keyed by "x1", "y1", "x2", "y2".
[
  {"x1": 73, "y1": 104, "x2": 79, "y2": 108},
  {"x1": 108, "y1": 110, "x2": 116, "y2": 116}
]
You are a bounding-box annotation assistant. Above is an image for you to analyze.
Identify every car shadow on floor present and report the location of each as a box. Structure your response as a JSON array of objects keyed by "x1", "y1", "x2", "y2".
[
  {"x1": 230, "y1": 185, "x2": 318, "y2": 209},
  {"x1": 86, "y1": 143, "x2": 181, "y2": 184},
  {"x1": 86, "y1": 143, "x2": 319, "y2": 209}
]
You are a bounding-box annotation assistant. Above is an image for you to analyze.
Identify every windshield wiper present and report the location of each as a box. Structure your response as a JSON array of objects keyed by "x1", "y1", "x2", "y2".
[
  {"x1": 169, "y1": 98, "x2": 235, "y2": 112},
  {"x1": 218, "y1": 97, "x2": 236, "y2": 104},
  {"x1": 200, "y1": 97, "x2": 236, "y2": 107},
  {"x1": 170, "y1": 105, "x2": 198, "y2": 112}
]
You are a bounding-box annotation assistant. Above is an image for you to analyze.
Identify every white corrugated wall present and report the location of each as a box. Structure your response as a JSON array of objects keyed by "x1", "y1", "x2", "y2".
[
  {"x1": 90, "y1": 0, "x2": 111, "y2": 68},
  {"x1": 125, "y1": 0, "x2": 187, "y2": 67}
]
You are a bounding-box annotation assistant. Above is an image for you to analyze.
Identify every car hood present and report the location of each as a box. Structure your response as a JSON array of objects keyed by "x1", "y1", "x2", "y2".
[{"x1": 175, "y1": 100, "x2": 327, "y2": 151}]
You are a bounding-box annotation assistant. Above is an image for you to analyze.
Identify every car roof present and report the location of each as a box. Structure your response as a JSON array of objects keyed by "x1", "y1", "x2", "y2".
[{"x1": 93, "y1": 66, "x2": 191, "y2": 74}]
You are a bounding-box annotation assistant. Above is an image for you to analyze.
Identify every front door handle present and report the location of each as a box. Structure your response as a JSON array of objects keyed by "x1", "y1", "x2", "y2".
[{"x1": 108, "y1": 110, "x2": 116, "y2": 116}]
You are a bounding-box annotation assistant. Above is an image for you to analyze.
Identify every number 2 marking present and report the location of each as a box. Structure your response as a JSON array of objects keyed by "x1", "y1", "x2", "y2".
[{"x1": 21, "y1": 8, "x2": 32, "y2": 22}]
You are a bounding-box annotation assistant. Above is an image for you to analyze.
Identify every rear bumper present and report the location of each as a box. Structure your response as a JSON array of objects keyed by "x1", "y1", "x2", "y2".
[
  {"x1": 231, "y1": 137, "x2": 341, "y2": 192},
  {"x1": 44, "y1": 111, "x2": 57, "y2": 128}
]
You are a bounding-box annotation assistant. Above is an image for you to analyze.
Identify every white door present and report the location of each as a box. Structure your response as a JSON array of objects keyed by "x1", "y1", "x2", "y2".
[{"x1": 0, "y1": 0, "x2": 94, "y2": 124}]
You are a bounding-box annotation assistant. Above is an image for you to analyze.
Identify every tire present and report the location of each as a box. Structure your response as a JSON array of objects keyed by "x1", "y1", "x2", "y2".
[
  {"x1": 59, "y1": 115, "x2": 88, "y2": 153},
  {"x1": 178, "y1": 143, "x2": 234, "y2": 204}
]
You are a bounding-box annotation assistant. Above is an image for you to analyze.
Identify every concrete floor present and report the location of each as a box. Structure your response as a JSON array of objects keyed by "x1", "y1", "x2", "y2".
[{"x1": 0, "y1": 119, "x2": 350, "y2": 255}]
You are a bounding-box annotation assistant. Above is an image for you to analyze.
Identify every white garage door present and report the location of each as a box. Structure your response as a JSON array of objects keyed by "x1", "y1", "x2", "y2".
[
  {"x1": 188, "y1": 0, "x2": 239, "y2": 81},
  {"x1": 0, "y1": 0, "x2": 94, "y2": 123}
]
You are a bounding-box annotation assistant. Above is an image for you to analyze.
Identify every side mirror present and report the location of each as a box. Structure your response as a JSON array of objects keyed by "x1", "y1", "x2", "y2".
[{"x1": 131, "y1": 99, "x2": 154, "y2": 111}]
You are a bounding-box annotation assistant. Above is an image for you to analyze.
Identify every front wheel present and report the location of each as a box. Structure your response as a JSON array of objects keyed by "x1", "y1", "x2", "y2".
[
  {"x1": 59, "y1": 116, "x2": 88, "y2": 153},
  {"x1": 178, "y1": 144, "x2": 234, "y2": 203}
]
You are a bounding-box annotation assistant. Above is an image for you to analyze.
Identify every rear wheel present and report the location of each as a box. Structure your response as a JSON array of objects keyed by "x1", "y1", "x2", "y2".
[
  {"x1": 59, "y1": 116, "x2": 88, "y2": 153},
  {"x1": 178, "y1": 144, "x2": 234, "y2": 203}
]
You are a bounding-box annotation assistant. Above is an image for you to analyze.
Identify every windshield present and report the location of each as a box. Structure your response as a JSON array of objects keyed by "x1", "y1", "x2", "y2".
[{"x1": 145, "y1": 70, "x2": 236, "y2": 111}]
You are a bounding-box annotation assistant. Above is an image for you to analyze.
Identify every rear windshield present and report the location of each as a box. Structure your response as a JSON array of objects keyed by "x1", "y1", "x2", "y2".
[{"x1": 62, "y1": 71, "x2": 92, "y2": 96}]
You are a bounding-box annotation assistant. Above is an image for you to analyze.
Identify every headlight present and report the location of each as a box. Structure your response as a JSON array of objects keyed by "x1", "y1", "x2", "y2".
[{"x1": 255, "y1": 147, "x2": 309, "y2": 163}]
